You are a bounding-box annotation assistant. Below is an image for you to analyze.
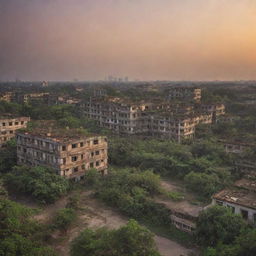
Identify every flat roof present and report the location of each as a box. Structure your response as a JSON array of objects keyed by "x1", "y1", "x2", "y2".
[
  {"x1": 17, "y1": 121, "x2": 104, "y2": 143},
  {"x1": 213, "y1": 187, "x2": 256, "y2": 210}
]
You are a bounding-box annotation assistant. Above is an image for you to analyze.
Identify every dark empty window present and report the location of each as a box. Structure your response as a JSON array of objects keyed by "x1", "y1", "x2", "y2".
[
  {"x1": 15, "y1": 122, "x2": 19, "y2": 125},
  {"x1": 2, "y1": 123, "x2": 5, "y2": 126},
  {"x1": 72, "y1": 156, "x2": 77, "y2": 162},
  {"x1": 9, "y1": 130, "x2": 14, "y2": 134},
  {"x1": 73, "y1": 167, "x2": 79, "y2": 172},
  {"x1": 95, "y1": 151, "x2": 100, "y2": 155},
  {"x1": 241, "y1": 209, "x2": 248, "y2": 220},
  {"x1": 81, "y1": 164, "x2": 85, "y2": 170},
  {"x1": 90, "y1": 162, "x2": 94, "y2": 168},
  {"x1": 93, "y1": 139, "x2": 99, "y2": 145},
  {"x1": 81, "y1": 154, "x2": 84, "y2": 159},
  {"x1": 9, "y1": 122, "x2": 13, "y2": 126},
  {"x1": 72, "y1": 144, "x2": 77, "y2": 149},
  {"x1": 63, "y1": 158, "x2": 66, "y2": 164},
  {"x1": 91, "y1": 152, "x2": 94, "y2": 157},
  {"x1": 21, "y1": 121, "x2": 24, "y2": 125},
  {"x1": 80, "y1": 142, "x2": 84, "y2": 147},
  {"x1": 62, "y1": 145, "x2": 66, "y2": 151},
  {"x1": 96, "y1": 161, "x2": 100, "y2": 167}
]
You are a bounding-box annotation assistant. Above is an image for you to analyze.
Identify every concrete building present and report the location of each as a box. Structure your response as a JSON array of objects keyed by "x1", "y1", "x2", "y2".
[
  {"x1": 82, "y1": 97, "x2": 217, "y2": 142},
  {"x1": 0, "y1": 92, "x2": 15, "y2": 102},
  {"x1": 212, "y1": 178, "x2": 256, "y2": 224},
  {"x1": 0, "y1": 116, "x2": 30, "y2": 147},
  {"x1": 219, "y1": 140, "x2": 253, "y2": 154},
  {"x1": 168, "y1": 87, "x2": 201, "y2": 102},
  {"x1": 197, "y1": 103, "x2": 225, "y2": 123},
  {"x1": 16, "y1": 126, "x2": 108, "y2": 180}
]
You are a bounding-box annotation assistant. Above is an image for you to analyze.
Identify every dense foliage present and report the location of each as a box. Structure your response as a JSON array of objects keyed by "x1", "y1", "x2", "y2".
[
  {"x1": 0, "y1": 199, "x2": 56, "y2": 256},
  {"x1": 0, "y1": 139, "x2": 17, "y2": 174},
  {"x1": 109, "y1": 138, "x2": 233, "y2": 200},
  {"x1": 71, "y1": 219, "x2": 161, "y2": 256},
  {"x1": 5, "y1": 166, "x2": 70, "y2": 204},
  {"x1": 195, "y1": 206, "x2": 256, "y2": 256}
]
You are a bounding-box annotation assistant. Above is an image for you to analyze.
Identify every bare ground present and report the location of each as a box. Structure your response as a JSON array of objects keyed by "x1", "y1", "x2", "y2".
[{"x1": 27, "y1": 190, "x2": 197, "y2": 256}]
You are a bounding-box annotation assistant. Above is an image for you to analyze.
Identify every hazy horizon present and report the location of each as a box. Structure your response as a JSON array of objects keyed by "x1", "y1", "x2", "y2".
[{"x1": 1, "y1": 0, "x2": 256, "y2": 81}]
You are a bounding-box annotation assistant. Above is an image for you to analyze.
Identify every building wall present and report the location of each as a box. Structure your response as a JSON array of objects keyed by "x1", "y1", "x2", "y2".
[
  {"x1": 16, "y1": 133, "x2": 108, "y2": 180},
  {"x1": 212, "y1": 198, "x2": 256, "y2": 223},
  {"x1": 0, "y1": 117, "x2": 30, "y2": 147}
]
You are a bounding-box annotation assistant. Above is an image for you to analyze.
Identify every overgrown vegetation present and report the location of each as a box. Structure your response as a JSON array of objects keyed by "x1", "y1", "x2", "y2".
[
  {"x1": 5, "y1": 166, "x2": 70, "y2": 204},
  {"x1": 196, "y1": 206, "x2": 256, "y2": 256},
  {"x1": 71, "y1": 219, "x2": 161, "y2": 256},
  {"x1": 109, "y1": 137, "x2": 234, "y2": 201},
  {"x1": 83, "y1": 168, "x2": 192, "y2": 245},
  {"x1": 0, "y1": 199, "x2": 56, "y2": 256}
]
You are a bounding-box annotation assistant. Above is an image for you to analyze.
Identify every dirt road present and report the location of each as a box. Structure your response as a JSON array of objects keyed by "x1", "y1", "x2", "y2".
[{"x1": 30, "y1": 191, "x2": 196, "y2": 256}]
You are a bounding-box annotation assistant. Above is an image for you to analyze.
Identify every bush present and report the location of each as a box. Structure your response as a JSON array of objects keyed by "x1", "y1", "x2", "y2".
[
  {"x1": 52, "y1": 208, "x2": 76, "y2": 232},
  {"x1": 5, "y1": 165, "x2": 70, "y2": 204},
  {"x1": 71, "y1": 219, "x2": 161, "y2": 256}
]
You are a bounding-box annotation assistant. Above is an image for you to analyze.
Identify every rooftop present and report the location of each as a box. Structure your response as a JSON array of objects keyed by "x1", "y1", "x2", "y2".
[
  {"x1": 17, "y1": 121, "x2": 103, "y2": 143},
  {"x1": 213, "y1": 185, "x2": 256, "y2": 210}
]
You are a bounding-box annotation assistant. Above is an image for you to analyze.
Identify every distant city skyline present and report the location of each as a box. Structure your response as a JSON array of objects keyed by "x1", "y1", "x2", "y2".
[{"x1": 0, "y1": 0, "x2": 256, "y2": 81}]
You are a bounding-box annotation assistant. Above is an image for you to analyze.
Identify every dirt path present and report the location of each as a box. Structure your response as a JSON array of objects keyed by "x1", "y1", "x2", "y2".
[{"x1": 29, "y1": 191, "x2": 197, "y2": 256}]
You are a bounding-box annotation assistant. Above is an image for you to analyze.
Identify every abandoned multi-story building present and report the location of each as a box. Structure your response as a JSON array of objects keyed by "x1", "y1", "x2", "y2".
[
  {"x1": 82, "y1": 96, "x2": 222, "y2": 142},
  {"x1": 212, "y1": 178, "x2": 256, "y2": 224},
  {"x1": 0, "y1": 92, "x2": 15, "y2": 102},
  {"x1": 219, "y1": 140, "x2": 253, "y2": 154},
  {"x1": 197, "y1": 103, "x2": 225, "y2": 123},
  {"x1": 16, "y1": 126, "x2": 108, "y2": 180},
  {"x1": 0, "y1": 116, "x2": 30, "y2": 147},
  {"x1": 168, "y1": 87, "x2": 201, "y2": 102}
]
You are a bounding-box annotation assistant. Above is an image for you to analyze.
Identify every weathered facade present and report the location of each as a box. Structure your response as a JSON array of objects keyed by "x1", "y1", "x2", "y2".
[
  {"x1": 82, "y1": 97, "x2": 219, "y2": 142},
  {"x1": 0, "y1": 116, "x2": 30, "y2": 147},
  {"x1": 212, "y1": 179, "x2": 256, "y2": 224},
  {"x1": 16, "y1": 128, "x2": 108, "y2": 180},
  {"x1": 168, "y1": 88, "x2": 201, "y2": 102}
]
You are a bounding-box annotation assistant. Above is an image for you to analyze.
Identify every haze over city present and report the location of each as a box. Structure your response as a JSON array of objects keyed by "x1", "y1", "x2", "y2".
[{"x1": 1, "y1": 0, "x2": 256, "y2": 81}]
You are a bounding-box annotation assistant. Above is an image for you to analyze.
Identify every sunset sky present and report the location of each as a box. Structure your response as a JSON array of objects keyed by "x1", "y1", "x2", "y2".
[{"x1": 0, "y1": 0, "x2": 256, "y2": 81}]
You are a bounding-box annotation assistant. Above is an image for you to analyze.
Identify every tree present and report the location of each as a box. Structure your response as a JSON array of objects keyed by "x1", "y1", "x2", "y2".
[
  {"x1": 71, "y1": 220, "x2": 161, "y2": 256},
  {"x1": 196, "y1": 206, "x2": 247, "y2": 247},
  {"x1": 5, "y1": 165, "x2": 70, "y2": 204},
  {"x1": 0, "y1": 199, "x2": 56, "y2": 256},
  {"x1": 52, "y1": 208, "x2": 76, "y2": 232}
]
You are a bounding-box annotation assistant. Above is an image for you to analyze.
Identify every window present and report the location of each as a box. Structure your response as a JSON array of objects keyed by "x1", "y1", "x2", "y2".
[
  {"x1": 63, "y1": 158, "x2": 66, "y2": 164},
  {"x1": 80, "y1": 142, "x2": 84, "y2": 147},
  {"x1": 15, "y1": 122, "x2": 19, "y2": 125},
  {"x1": 2, "y1": 122, "x2": 5, "y2": 126},
  {"x1": 62, "y1": 145, "x2": 66, "y2": 151},
  {"x1": 90, "y1": 162, "x2": 94, "y2": 168},
  {"x1": 95, "y1": 151, "x2": 100, "y2": 155},
  {"x1": 96, "y1": 161, "x2": 100, "y2": 167},
  {"x1": 91, "y1": 152, "x2": 94, "y2": 157},
  {"x1": 93, "y1": 139, "x2": 99, "y2": 145},
  {"x1": 9, "y1": 122, "x2": 13, "y2": 126},
  {"x1": 21, "y1": 121, "x2": 24, "y2": 125},
  {"x1": 81, "y1": 154, "x2": 84, "y2": 159},
  {"x1": 9, "y1": 130, "x2": 13, "y2": 134},
  {"x1": 72, "y1": 156, "x2": 77, "y2": 162},
  {"x1": 216, "y1": 200, "x2": 223, "y2": 206},
  {"x1": 241, "y1": 209, "x2": 248, "y2": 220},
  {"x1": 81, "y1": 164, "x2": 85, "y2": 170},
  {"x1": 72, "y1": 143, "x2": 77, "y2": 149},
  {"x1": 73, "y1": 167, "x2": 79, "y2": 172},
  {"x1": 227, "y1": 205, "x2": 235, "y2": 213}
]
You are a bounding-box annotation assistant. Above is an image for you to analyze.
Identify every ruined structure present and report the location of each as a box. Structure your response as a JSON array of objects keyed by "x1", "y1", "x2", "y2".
[
  {"x1": 82, "y1": 96, "x2": 222, "y2": 142},
  {"x1": 0, "y1": 116, "x2": 30, "y2": 147},
  {"x1": 16, "y1": 125, "x2": 108, "y2": 180},
  {"x1": 168, "y1": 87, "x2": 201, "y2": 102},
  {"x1": 212, "y1": 178, "x2": 256, "y2": 224}
]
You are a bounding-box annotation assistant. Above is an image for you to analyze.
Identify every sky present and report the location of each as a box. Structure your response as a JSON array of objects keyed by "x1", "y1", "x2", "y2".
[{"x1": 0, "y1": 0, "x2": 256, "y2": 81}]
